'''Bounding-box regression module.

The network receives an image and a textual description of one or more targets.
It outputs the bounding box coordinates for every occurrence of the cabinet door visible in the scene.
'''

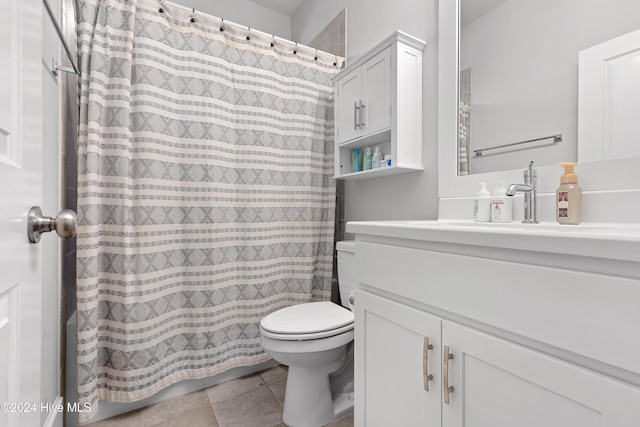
[442,321,640,427]
[336,67,362,144]
[354,290,441,427]
[361,47,391,138]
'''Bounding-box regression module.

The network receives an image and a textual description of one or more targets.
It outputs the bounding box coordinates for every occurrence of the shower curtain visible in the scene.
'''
[76,0,342,421]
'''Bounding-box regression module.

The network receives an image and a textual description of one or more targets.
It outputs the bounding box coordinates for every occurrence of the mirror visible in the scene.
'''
[438,0,640,200]
[457,0,640,176]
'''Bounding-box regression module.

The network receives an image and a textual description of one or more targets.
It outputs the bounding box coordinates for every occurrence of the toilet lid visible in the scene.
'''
[260,302,354,335]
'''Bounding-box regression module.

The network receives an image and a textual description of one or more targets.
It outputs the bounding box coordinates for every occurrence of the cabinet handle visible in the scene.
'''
[359,100,365,127]
[354,101,360,130]
[443,345,455,404]
[423,337,434,392]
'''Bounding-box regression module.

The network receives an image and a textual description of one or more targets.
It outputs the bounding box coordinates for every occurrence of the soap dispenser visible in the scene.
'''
[474,182,491,222]
[491,180,512,223]
[556,162,582,225]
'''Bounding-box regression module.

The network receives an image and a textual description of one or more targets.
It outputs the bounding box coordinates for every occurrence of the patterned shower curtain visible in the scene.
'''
[76,0,341,421]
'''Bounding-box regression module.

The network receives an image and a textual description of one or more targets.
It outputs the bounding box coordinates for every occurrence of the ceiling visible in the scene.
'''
[461,0,509,25]
[248,0,305,16]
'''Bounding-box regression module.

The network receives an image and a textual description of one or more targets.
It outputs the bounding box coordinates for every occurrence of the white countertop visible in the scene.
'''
[346,219,640,264]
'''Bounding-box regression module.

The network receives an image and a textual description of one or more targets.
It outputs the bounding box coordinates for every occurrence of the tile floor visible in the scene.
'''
[85,365,354,427]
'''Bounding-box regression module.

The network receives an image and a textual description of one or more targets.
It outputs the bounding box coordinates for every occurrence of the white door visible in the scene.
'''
[0,1,43,426]
[442,321,640,427]
[579,28,640,162]
[354,290,441,427]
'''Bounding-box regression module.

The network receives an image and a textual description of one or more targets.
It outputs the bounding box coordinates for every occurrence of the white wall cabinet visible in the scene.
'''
[336,48,391,145]
[350,225,640,427]
[332,31,425,180]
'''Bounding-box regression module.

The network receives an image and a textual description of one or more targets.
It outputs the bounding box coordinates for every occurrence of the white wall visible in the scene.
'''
[170,0,292,39]
[293,0,440,223]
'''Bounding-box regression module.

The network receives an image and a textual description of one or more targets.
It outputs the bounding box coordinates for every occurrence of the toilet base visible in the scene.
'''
[281,343,354,427]
[282,368,354,427]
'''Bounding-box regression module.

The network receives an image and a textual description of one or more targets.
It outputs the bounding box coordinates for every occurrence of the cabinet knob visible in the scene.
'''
[443,345,455,404]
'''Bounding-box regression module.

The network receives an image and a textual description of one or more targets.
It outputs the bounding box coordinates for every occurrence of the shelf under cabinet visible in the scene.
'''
[334,164,423,180]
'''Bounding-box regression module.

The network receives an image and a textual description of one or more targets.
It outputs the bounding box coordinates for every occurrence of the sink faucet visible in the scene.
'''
[507,161,538,224]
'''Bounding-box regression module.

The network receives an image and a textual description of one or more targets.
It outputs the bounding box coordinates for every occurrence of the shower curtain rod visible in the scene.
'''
[162,0,340,61]
[43,0,80,76]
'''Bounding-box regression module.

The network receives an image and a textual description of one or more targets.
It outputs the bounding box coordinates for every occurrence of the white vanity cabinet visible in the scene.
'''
[332,31,425,180]
[355,290,442,426]
[356,290,640,427]
[351,222,640,427]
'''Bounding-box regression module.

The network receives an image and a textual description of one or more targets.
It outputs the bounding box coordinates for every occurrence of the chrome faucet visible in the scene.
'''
[506,161,538,224]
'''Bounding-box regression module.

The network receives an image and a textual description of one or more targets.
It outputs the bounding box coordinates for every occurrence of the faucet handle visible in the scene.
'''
[524,161,536,178]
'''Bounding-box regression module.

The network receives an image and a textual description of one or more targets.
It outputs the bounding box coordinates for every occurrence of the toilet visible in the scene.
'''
[260,240,356,427]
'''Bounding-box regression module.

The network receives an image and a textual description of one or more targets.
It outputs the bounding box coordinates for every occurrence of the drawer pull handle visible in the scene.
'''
[423,337,434,391]
[443,345,455,404]
[354,101,360,130]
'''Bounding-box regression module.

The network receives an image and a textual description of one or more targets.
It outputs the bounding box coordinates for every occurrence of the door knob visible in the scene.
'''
[27,206,77,243]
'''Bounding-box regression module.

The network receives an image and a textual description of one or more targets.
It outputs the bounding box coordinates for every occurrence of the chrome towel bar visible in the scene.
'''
[43,0,79,76]
[473,133,562,157]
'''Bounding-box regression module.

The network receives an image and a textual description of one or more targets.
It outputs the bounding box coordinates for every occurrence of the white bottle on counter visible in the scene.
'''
[474,181,491,222]
[490,180,512,223]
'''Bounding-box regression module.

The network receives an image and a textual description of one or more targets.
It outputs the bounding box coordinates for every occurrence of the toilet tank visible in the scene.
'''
[336,240,356,309]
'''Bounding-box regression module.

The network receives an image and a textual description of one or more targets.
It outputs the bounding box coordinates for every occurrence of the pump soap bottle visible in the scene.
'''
[556,162,582,225]
[491,180,512,223]
[474,182,491,222]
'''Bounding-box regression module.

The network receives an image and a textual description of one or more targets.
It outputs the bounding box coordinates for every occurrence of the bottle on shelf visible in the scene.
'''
[363,147,373,171]
[372,146,382,169]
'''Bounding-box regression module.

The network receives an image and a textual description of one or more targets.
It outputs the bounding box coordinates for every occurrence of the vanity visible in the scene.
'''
[348,0,640,425]
[350,220,640,426]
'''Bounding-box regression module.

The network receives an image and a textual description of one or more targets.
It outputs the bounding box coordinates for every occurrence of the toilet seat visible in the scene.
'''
[260,301,354,341]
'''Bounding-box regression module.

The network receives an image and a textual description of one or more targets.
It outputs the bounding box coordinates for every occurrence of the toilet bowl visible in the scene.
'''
[260,240,356,427]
